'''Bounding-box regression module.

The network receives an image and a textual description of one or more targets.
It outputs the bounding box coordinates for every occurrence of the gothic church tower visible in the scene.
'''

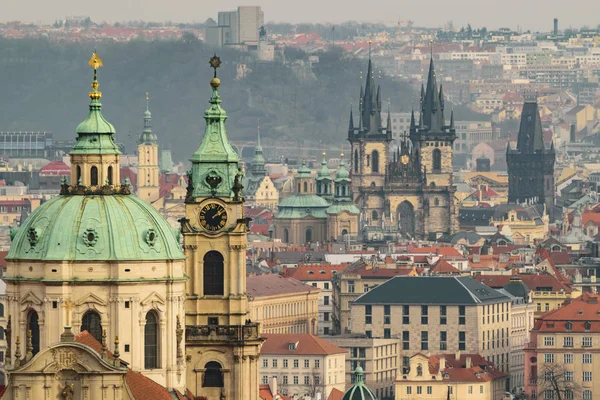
[137,94,161,203]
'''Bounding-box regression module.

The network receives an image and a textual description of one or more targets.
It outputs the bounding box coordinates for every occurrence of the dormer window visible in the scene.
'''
[585,321,591,332]
[566,321,572,331]
[288,342,298,351]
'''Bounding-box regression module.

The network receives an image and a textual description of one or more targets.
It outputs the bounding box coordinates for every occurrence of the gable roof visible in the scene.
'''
[247,274,319,297]
[534,293,600,333]
[261,334,347,356]
[430,259,461,275]
[354,276,508,305]
[283,264,347,281]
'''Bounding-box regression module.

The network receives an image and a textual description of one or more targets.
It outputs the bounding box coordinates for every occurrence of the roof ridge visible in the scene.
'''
[454,276,481,304]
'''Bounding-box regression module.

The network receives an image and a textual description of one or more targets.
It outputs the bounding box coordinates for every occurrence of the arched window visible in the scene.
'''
[283,229,289,243]
[303,182,308,193]
[297,183,301,193]
[90,166,99,186]
[366,155,370,167]
[76,165,81,184]
[144,311,159,369]
[107,166,113,185]
[432,148,442,172]
[203,361,224,387]
[354,150,359,173]
[372,150,379,173]
[434,198,440,206]
[27,310,40,356]
[306,228,313,243]
[81,311,102,343]
[397,201,415,236]
[0,304,4,317]
[372,210,378,221]
[204,251,224,296]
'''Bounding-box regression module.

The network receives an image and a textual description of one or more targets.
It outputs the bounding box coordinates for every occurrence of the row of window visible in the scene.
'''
[544,336,593,347]
[263,359,320,369]
[364,305,466,325]
[262,375,320,385]
[544,389,593,400]
[406,385,482,395]
[401,330,467,351]
[549,353,595,364]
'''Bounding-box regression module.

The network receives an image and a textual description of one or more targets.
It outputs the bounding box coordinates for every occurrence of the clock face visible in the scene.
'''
[198,203,228,232]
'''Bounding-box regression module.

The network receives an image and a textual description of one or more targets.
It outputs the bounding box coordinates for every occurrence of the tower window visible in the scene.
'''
[203,251,224,296]
[305,228,313,243]
[27,310,40,356]
[81,310,102,343]
[303,182,308,193]
[283,229,289,243]
[144,311,159,369]
[372,150,379,173]
[372,210,378,221]
[107,166,113,185]
[432,148,442,172]
[354,150,359,173]
[203,361,224,387]
[76,165,81,184]
[90,166,99,186]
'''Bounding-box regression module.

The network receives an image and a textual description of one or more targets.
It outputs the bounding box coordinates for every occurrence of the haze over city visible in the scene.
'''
[2,0,599,31]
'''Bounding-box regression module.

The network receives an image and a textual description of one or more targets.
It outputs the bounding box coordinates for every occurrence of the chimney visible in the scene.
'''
[466,356,472,369]
[439,356,446,371]
[269,376,278,398]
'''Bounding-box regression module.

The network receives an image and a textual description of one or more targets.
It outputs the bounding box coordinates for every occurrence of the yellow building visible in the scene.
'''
[137,94,160,203]
[489,205,549,245]
[247,274,320,334]
[524,293,600,400]
[244,130,279,210]
[395,353,508,400]
[181,60,263,400]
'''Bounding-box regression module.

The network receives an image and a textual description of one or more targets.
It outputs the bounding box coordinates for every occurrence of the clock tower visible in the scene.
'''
[182,56,263,400]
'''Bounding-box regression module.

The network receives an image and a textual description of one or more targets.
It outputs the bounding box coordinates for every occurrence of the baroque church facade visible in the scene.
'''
[348,57,458,239]
[1,54,262,400]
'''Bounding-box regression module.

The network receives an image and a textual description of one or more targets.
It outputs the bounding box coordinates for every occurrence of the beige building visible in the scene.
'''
[328,334,400,400]
[244,131,279,210]
[247,274,320,335]
[259,333,346,399]
[351,277,512,377]
[283,264,347,335]
[524,293,600,400]
[395,353,508,400]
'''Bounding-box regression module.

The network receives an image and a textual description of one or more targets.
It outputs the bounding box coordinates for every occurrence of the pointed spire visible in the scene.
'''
[348,105,355,135]
[376,86,381,111]
[140,92,157,145]
[410,110,416,130]
[450,109,454,129]
[386,108,392,133]
[439,84,445,111]
[418,111,424,129]
[420,84,425,110]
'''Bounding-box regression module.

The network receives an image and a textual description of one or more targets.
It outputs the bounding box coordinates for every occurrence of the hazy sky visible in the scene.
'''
[3,0,598,31]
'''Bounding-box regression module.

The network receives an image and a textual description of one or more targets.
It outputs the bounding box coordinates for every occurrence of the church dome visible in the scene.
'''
[335,157,350,181]
[342,367,377,400]
[316,153,331,180]
[7,189,184,262]
[275,194,329,219]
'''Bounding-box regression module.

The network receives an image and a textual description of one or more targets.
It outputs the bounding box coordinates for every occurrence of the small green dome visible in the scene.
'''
[336,157,350,181]
[296,160,312,178]
[8,194,185,262]
[317,154,331,180]
[342,367,377,400]
[144,109,152,119]
[71,98,120,155]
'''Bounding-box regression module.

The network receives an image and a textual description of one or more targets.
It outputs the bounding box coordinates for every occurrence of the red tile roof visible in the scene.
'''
[74,331,186,400]
[283,264,347,281]
[534,293,600,333]
[583,211,600,227]
[328,388,344,400]
[430,259,461,274]
[39,160,70,176]
[120,168,137,188]
[410,247,463,258]
[424,353,507,383]
[247,274,319,297]
[259,384,290,400]
[475,273,571,292]
[261,334,347,356]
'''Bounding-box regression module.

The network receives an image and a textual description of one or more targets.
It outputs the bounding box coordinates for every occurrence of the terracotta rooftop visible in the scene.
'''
[261,334,347,356]
[430,259,461,275]
[247,274,319,297]
[283,264,348,281]
[534,293,600,333]
[475,273,571,293]
[74,331,186,400]
[410,247,463,258]
[327,388,344,400]
[39,160,70,176]
[423,353,507,383]
[259,384,290,400]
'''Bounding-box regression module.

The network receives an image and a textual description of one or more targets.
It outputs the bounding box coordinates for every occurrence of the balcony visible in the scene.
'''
[186,323,261,343]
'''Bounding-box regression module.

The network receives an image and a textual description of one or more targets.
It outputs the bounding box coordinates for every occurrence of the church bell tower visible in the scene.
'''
[181,56,263,400]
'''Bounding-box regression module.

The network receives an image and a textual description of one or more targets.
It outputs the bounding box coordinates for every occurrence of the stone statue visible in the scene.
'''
[61,383,75,400]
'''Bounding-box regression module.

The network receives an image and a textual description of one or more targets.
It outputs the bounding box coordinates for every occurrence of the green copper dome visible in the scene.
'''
[296,160,312,179]
[335,156,350,181]
[275,194,329,219]
[71,62,120,156]
[7,194,184,261]
[317,153,331,180]
[342,367,378,400]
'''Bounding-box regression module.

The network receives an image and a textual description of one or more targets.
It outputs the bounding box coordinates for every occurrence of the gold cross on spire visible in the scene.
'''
[88,51,103,99]
[88,52,103,71]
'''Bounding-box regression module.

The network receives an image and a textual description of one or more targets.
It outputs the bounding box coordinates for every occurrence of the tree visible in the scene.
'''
[304,369,323,398]
[537,363,582,400]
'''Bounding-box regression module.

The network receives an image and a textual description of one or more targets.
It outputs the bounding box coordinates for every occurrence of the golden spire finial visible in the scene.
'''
[146,92,150,110]
[209,54,222,88]
[88,51,103,100]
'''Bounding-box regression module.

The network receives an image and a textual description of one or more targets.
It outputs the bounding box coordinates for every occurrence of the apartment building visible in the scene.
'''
[524,293,600,400]
[351,277,512,377]
[247,274,320,334]
[328,334,400,400]
[396,353,508,400]
[282,264,347,336]
[259,334,346,399]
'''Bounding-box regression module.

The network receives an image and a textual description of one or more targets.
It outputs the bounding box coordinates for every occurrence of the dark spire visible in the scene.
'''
[439,84,445,111]
[348,106,355,136]
[422,57,445,132]
[450,109,454,129]
[410,110,416,130]
[376,86,381,112]
[420,83,425,111]
[386,108,392,133]
[516,100,545,153]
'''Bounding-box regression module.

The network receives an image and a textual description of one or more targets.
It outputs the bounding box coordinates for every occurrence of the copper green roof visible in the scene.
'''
[139,98,157,145]
[327,202,360,215]
[335,156,350,181]
[274,194,329,219]
[342,367,377,400]
[316,154,331,180]
[7,194,184,261]
[70,68,120,156]
[189,73,241,198]
[296,160,312,178]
